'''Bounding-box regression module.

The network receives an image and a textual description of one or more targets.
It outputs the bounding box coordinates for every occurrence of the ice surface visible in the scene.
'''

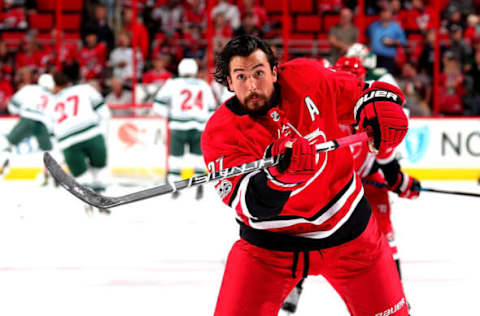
[0,180,478,315]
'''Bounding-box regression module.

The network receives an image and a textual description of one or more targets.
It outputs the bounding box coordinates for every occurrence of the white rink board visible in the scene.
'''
[0,180,479,315]
[399,118,480,168]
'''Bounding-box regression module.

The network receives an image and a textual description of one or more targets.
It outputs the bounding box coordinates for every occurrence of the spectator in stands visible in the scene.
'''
[238,0,268,32]
[234,11,264,38]
[79,30,107,82]
[105,77,132,107]
[449,23,473,72]
[418,28,436,76]
[0,67,13,115]
[123,7,149,59]
[152,32,184,74]
[109,30,143,84]
[397,61,432,116]
[42,29,79,82]
[142,53,173,86]
[151,0,184,34]
[328,7,358,63]
[183,0,206,29]
[0,0,27,30]
[445,0,475,20]
[464,14,480,47]
[438,51,465,115]
[82,3,115,52]
[212,12,233,55]
[464,48,480,115]
[183,35,206,62]
[445,4,465,31]
[14,66,33,89]
[212,0,241,31]
[15,36,42,73]
[0,42,14,83]
[366,4,406,74]
[318,0,342,14]
[399,0,434,34]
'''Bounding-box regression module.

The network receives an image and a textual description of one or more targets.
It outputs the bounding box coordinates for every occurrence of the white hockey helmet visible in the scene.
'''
[178,58,198,77]
[38,73,55,91]
[346,43,377,69]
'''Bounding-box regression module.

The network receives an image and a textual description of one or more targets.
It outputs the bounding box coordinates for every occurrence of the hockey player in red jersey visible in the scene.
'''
[201,35,410,316]
[334,56,421,268]
[281,56,421,315]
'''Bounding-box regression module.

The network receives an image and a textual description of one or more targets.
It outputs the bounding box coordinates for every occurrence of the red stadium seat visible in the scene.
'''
[1,32,25,49]
[296,15,321,32]
[36,0,55,11]
[290,33,315,50]
[316,33,331,53]
[28,13,53,31]
[60,14,82,31]
[37,0,82,11]
[361,14,380,29]
[323,14,340,33]
[290,0,313,13]
[263,0,282,13]
[64,32,81,41]
[62,0,83,11]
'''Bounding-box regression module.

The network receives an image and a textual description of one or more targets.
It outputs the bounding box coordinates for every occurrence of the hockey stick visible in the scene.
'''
[44,131,369,209]
[362,179,480,198]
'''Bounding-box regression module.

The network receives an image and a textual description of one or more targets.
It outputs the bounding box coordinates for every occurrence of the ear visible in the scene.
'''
[227,76,233,91]
[272,66,278,83]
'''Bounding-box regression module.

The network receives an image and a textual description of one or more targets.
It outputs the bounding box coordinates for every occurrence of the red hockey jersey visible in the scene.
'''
[202,58,372,249]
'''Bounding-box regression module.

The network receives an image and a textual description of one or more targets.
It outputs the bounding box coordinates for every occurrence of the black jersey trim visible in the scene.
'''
[238,195,371,252]
[228,174,248,207]
[245,171,291,219]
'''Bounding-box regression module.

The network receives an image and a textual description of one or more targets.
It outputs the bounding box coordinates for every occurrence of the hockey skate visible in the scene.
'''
[171,191,180,199]
[195,185,203,200]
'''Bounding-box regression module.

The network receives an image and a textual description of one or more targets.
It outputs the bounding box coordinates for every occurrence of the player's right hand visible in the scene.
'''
[390,172,421,199]
[264,137,317,191]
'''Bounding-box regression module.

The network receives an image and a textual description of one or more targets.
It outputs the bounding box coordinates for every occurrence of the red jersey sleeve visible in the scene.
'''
[328,69,365,125]
[202,108,264,208]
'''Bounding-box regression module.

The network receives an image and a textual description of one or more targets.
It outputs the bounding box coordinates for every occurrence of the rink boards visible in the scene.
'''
[0,116,478,181]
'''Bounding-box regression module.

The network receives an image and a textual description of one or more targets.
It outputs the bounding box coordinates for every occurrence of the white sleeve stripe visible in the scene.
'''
[376,151,396,164]
[237,170,261,220]
[264,168,302,188]
[399,173,410,192]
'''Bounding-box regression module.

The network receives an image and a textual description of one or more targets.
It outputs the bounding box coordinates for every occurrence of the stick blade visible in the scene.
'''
[43,152,116,208]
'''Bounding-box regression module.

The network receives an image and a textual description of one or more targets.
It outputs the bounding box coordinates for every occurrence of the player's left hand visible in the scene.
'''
[356,81,408,155]
[390,172,421,199]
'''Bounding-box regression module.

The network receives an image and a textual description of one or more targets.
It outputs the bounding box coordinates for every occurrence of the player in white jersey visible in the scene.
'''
[153,58,216,200]
[0,74,55,183]
[346,43,399,88]
[46,72,111,214]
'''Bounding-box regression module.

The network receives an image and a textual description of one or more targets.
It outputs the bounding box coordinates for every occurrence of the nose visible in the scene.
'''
[246,76,257,92]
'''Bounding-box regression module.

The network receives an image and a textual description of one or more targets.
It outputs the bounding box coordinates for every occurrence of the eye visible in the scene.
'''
[255,70,264,77]
[236,74,245,80]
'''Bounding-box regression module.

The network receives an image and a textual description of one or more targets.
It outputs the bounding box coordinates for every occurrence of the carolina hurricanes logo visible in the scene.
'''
[118,122,146,147]
[270,110,280,122]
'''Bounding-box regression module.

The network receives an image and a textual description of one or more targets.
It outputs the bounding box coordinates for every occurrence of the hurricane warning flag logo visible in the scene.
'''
[404,125,429,163]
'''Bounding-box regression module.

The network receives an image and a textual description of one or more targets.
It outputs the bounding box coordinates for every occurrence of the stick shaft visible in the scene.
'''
[45,132,369,208]
[362,180,480,198]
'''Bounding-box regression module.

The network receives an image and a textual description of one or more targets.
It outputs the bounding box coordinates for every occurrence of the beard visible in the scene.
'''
[240,92,274,117]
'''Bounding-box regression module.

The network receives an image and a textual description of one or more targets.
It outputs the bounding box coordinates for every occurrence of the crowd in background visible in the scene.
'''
[1,0,480,116]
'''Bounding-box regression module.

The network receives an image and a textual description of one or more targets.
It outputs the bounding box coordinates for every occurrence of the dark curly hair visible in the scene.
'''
[213,35,278,89]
